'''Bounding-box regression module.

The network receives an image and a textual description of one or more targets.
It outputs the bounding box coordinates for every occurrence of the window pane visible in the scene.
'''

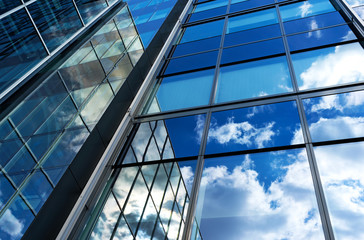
[75,0,107,24]
[287,25,356,51]
[147,69,214,113]
[221,38,285,64]
[229,0,274,13]
[291,42,364,90]
[0,174,15,211]
[0,0,22,15]
[206,101,304,154]
[194,0,228,13]
[216,56,292,103]
[314,142,364,239]
[279,0,336,22]
[189,6,227,22]
[196,149,324,239]
[0,9,48,93]
[227,8,278,34]
[173,36,221,57]
[28,0,82,52]
[180,20,224,44]
[303,90,364,142]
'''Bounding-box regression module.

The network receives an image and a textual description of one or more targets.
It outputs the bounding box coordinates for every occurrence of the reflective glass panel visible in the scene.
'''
[279,0,336,22]
[314,142,364,239]
[229,0,274,13]
[216,56,292,103]
[0,0,22,15]
[227,8,278,34]
[287,25,356,51]
[173,36,221,57]
[303,90,364,142]
[0,174,15,211]
[193,0,228,13]
[196,149,324,239]
[28,0,82,52]
[0,9,48,93]
[221,38,285,64]
[75,0,107,24]
[146,69,214,113]
[179,20,224,44]
[205,101,304,154]
[291,42,364,90]
[189,6,227,22]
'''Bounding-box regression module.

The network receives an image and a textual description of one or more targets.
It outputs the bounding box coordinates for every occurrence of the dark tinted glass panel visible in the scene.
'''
[196,149,324,239]
[0,120,12,140]
[0,195,34,240]
[206,101,304,154]
[22,171,53,213]
[164,51,218,75]
[216,56,292,103]
[283,11,346,34]
[189,6,227,22]
[221,38,285,64]
[314,142,364,239]
[75,0,107,24]
[27,132,59,160]
[0,174,15,210]
[180,20,224,43]
[173,36,221,57]
[148,69,214,113]
[28,0,82,52]
[287,25,356,51]
[291,42,364,90]
[224,24,281,47]
[303,91,364,142]
[0,9,47,93]
[0,0,22,15]
[0,138,23,167]
[229,0,274,13]
[279,0,336,22]
[227,8,278,33]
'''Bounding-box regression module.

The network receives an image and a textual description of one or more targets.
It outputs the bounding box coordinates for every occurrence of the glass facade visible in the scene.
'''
[0,4,144,239]
[81,0,364,240]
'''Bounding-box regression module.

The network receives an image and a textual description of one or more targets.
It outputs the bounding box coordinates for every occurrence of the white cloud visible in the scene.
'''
[208,117,275,148]
[299,44,364,90]
[0,209,23,239]
[309,94,343,112]
[180,166,194,194]
[299,1,313,18]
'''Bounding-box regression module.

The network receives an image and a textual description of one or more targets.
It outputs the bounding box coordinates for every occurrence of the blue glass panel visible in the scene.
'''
[283,11,346,34]
[180,20,224,43]
[44,166,67,186]
[75,0,107,24]
[0,0,22,15]
[291,43,364,90]
[196,149,324,239]
[173,36,221,57]
[0,9,48,93]
[303,91,364,142]
[287,25,356,51]
[0,120,12,140]
[216,56,292,103]
[27,132,59,160]
[0,195,34,240]
[150,69,214,112]
[280,0,336,22]
[4,147,36,186]
[224,24,281,47]
[229,0,274,13]
[221,38,285,65]
[164,51,218,75]
[194,0,228,13]
[28,0,83,52]
[227,8,278,33]
[313,142,364,239]
[206,101,304,154]
[0,139,22,167]
[22,171,53,213]
[189,6,227,22]
[0,174,15,210]
[164,115,206,158]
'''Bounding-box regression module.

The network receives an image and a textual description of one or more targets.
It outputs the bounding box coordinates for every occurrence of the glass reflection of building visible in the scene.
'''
[1,0,364,240]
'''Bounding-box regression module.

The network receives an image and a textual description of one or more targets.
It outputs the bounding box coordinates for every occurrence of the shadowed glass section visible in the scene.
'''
[195,149,324,239]
[0,9,48,93]
[0,0,22,15]
[279,0,336,22]
[291,42,364,90]
[205,101,304,154]
[28,0,83,52]
[314,142,364,239]
[216,56,292,103]
[303,90,364,142]
[146,69,214,113]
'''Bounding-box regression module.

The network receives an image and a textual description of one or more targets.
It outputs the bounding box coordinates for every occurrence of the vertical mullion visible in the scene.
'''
[71,0,86,26]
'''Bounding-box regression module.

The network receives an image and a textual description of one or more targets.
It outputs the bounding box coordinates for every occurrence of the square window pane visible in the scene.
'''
[179,20,224,44]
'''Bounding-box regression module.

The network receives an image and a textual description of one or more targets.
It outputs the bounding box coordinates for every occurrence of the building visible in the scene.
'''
[0,0,364,239]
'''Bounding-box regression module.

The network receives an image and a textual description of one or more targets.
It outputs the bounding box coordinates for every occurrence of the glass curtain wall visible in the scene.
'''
[0,6,143,240]
[82,0,364,239]
[0,0,120,99]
